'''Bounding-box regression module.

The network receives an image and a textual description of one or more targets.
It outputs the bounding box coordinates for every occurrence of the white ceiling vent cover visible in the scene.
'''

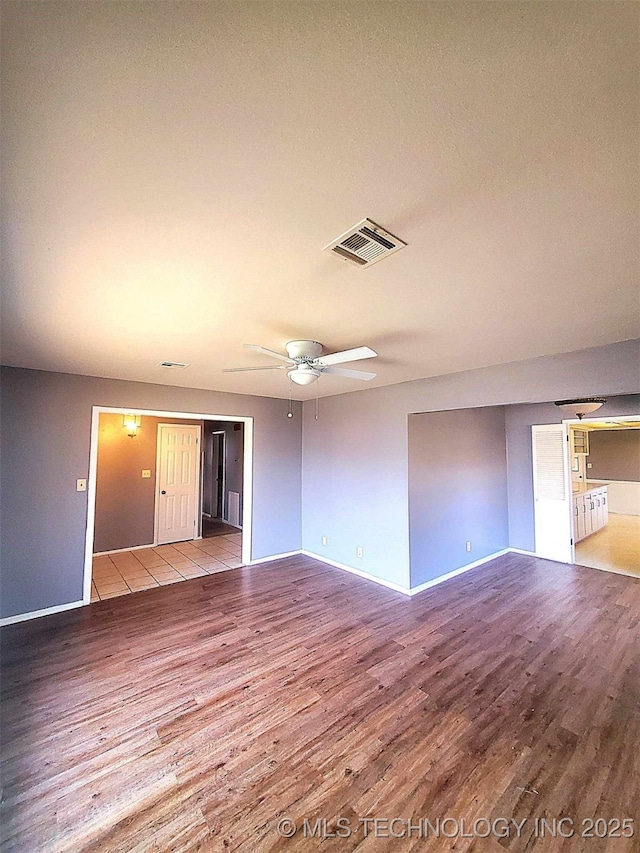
[323,219,406,268]
[159,361,189,369]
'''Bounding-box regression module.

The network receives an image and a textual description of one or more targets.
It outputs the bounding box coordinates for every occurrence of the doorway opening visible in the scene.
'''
[531,415,640,578]
[201,421,245,539]
[84,407,253,605]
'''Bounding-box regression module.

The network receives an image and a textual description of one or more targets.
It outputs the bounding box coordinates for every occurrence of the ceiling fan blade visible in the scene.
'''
[321,366,377,381]
[315,346,377,366]
[244,344,295,364]
[222,366,287,372]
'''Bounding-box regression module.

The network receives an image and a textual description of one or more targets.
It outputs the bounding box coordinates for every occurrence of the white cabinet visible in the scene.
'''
[573,486,608,543]
[571,429,589,455]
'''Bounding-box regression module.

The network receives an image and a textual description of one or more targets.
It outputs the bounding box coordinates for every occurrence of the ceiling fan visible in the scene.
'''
[223,340,377,385]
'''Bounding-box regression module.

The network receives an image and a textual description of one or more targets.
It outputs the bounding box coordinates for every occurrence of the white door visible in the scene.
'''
[532,424,573,562]
[156,424,201,545]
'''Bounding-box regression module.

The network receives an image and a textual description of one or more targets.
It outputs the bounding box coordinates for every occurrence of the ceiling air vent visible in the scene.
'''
[323,218,406,268]
[159,361,189,369]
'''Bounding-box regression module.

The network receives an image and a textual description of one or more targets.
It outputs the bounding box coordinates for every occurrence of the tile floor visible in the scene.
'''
[91,534,243,601]
[575,513,640,579]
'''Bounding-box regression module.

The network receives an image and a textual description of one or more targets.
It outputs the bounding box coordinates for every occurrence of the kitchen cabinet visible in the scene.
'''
[571,429,589,455]
[573,485,608,543]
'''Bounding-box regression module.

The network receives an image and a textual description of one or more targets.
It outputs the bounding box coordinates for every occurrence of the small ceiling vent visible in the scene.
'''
[159,361,189,369]
[323,218,406,268]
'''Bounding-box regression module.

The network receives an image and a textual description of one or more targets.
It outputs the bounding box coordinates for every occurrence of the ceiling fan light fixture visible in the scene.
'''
[288,366,320,386]
[554,398,607,419]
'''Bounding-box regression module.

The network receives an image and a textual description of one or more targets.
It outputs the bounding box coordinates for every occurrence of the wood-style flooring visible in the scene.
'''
[1,553,639,852]
[202,518,240,539]
[575,513,640,579]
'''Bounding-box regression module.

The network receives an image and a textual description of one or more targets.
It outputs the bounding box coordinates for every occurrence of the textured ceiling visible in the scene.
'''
[1,1,638,399]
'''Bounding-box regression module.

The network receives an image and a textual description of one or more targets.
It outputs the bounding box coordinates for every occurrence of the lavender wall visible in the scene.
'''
[0,367,302,619]
[408,408,508,587]
[505,394,640,551]
[588,429,640,482]
[302,339,640,589]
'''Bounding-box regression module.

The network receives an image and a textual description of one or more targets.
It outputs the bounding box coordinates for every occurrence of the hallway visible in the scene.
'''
[91,533,242,601]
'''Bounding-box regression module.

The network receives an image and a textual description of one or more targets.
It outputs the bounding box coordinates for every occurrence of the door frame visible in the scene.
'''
[83,406,254,605]
[153,422,202,546]
[538,413,640,564]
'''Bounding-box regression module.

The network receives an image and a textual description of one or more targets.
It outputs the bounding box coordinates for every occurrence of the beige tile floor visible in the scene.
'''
[575,513,640,579]
[91,533,243,602]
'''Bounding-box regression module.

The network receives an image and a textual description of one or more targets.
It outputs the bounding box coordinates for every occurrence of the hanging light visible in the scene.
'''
[123,413,142,436]
[554,398,606,420]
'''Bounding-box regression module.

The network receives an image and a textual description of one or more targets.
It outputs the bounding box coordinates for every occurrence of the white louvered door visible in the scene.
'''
[156,424,201,545]
[532,424,573,563]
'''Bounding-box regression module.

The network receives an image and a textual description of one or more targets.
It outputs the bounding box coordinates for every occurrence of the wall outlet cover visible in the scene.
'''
[142,469,151,478]
[76,479,87,492]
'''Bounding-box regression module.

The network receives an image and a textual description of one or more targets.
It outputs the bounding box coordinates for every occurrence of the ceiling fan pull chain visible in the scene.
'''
[315,377,320,421]
[287,378,293,419]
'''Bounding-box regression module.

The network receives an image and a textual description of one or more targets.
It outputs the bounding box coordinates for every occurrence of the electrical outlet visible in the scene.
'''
[141,469,151,478]
[466,541,472,552]
[587,463,592,468]
[356,546,363,558]
[76,479,87,492]
[321,536,327,546]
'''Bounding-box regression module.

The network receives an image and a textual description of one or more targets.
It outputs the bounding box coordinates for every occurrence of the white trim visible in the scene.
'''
[249,549,302,565]
[508,547,537,557]
[301,550,412,595]
[0,599,84,627]
[587,478,638,485]
[562,414,640,426]
[84,407,254,608]
[93,543,154,557]
[408,549,510,595]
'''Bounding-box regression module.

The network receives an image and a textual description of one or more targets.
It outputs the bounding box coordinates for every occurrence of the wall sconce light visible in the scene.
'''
[123,414,142,437]
[554,398,606,420]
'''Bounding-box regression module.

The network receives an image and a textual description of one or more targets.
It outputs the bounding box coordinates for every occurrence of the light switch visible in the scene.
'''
[76,479,87,492]
[141,469,151,478]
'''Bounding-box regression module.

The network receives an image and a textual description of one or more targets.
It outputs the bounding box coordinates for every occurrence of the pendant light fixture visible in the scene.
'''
[554,398,606,419]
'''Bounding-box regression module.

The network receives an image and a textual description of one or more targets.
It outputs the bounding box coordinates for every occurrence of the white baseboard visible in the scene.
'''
[408,548,510,596]
[301,550,412,595]
[93,543,154,557]
[0,599,85,627]
[0,547,534,627]
[249,549,302,565]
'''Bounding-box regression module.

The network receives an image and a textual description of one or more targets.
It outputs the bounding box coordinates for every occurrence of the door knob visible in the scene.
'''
[161,490,167,495]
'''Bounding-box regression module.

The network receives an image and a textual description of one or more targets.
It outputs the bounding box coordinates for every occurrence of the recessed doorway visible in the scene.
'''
[84,407,253,605]
[531,415,640,578]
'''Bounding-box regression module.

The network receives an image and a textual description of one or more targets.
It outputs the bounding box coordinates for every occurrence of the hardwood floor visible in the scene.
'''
[1,553,639,852]
[202,518,241,539]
